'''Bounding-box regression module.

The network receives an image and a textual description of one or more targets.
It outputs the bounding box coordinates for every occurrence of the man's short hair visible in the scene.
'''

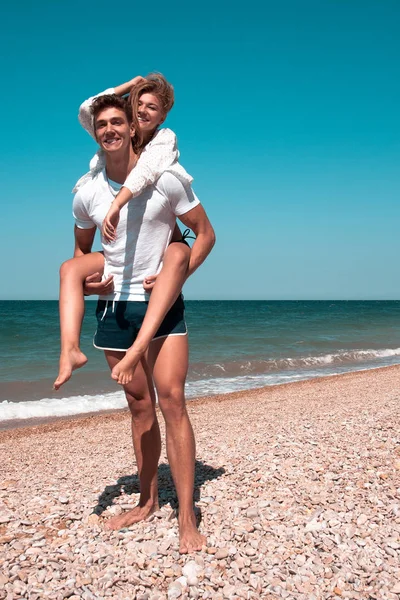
[91,94,133,123]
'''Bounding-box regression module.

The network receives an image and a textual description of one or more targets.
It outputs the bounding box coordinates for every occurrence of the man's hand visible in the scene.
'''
[84,272,114,295]
[143,274,158,293]
[102,203,121,242]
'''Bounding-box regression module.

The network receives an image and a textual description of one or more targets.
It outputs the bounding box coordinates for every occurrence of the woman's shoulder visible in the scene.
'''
[147,128,177,148]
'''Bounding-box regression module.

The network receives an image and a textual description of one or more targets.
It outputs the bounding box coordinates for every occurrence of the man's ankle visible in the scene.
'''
[138,495,159,509]
[178,507,196,523]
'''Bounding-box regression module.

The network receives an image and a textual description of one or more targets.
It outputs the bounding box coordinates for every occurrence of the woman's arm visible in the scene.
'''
[78,76,145,140]
[102,129,182,241]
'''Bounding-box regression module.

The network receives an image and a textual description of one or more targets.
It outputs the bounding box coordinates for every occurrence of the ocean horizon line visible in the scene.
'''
[1,298,400,302]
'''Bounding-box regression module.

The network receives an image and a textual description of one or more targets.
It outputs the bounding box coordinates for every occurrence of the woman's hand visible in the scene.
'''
[129,76,146,88]
[102,203,121,242]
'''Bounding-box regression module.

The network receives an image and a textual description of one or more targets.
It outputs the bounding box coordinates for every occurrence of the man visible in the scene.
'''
[72,93,215,553]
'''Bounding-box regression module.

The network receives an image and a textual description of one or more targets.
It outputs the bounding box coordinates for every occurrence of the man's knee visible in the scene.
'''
[158,387,187,422]
[125,389,155,422]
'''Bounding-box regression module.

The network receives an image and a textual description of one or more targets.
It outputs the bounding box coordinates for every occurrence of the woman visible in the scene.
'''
[54,74,193,390]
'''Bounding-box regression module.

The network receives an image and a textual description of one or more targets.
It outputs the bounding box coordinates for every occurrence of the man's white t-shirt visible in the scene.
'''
[73,169,200,301]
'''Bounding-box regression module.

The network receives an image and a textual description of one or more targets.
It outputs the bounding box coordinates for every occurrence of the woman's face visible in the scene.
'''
[137,93,165,135]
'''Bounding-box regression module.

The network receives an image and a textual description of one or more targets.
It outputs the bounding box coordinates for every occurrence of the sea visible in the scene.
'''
[1,300,400,428]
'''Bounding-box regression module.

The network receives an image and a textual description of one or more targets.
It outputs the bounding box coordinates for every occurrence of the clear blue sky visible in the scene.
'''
[1,0,399,300]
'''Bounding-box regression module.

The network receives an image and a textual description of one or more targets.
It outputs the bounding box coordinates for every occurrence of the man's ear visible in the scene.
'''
[130,122,135,138]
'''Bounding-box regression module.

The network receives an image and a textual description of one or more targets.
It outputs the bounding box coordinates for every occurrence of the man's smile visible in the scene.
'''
[102,136,122,148]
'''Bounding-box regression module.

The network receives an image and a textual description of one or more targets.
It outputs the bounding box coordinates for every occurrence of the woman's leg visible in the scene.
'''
[53,252,105,390]
[111,242,191,385]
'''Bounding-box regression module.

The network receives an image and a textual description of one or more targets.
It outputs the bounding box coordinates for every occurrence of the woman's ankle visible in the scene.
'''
[60,344,82,354]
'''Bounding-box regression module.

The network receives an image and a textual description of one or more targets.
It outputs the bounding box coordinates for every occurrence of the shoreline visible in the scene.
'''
[1,361,400,437]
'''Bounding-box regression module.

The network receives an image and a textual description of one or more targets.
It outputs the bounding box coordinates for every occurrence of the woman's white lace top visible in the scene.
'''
[73,88,193,194]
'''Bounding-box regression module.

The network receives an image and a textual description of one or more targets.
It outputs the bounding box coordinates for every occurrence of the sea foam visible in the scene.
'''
[1,347,400,423]
[0,392,127,422]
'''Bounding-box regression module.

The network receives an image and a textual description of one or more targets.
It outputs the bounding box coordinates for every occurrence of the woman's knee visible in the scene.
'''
[59,258,77,280]
[164,243,191,270]
[59,257,89,285]
[59,253,105,282]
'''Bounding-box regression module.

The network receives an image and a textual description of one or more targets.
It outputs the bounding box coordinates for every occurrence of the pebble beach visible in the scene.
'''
[1,365,400,600]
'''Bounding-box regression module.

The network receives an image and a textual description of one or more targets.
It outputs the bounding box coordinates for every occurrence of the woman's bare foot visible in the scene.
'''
[179,513,207,554]
[111,347,143,385]
[53,349,88,390]
[104,502,158,531]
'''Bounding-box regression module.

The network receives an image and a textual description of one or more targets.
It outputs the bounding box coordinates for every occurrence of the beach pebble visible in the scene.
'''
[305,520,324,532]
[168,581,183,599]
[108,504,122,516]
[222,583,236,597]
[183,561,201,586]
[141,541,159,557]
[391,583,400,594]
[0,513,11,524]
[356,514,368,526]
[246,507,259,519]
[2,365,400,600]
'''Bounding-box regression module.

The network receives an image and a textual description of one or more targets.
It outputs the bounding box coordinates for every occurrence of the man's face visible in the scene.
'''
[137,93,165,134]
[94,107,134,154]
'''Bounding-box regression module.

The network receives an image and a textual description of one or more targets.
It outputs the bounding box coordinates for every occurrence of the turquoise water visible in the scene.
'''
[1,300,400,422]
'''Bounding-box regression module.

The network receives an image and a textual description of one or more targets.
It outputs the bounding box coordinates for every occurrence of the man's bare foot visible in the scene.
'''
[179,513,207,554]
[104,502,158,531]
[53,349,88,390]
[111,348,143,385]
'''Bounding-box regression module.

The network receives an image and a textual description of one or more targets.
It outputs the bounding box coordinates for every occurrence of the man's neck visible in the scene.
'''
[104,148,137,184]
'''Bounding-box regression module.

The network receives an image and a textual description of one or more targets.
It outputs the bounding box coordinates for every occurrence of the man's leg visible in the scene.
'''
[104,350,161,530]
[148,335,206,553]
[111,242,191,385]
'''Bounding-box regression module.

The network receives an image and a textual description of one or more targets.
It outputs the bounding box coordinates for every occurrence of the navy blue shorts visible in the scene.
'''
[93,295,187,351]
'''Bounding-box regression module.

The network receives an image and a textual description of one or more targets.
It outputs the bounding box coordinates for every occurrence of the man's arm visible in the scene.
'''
[74,225,96,257]
[177,204,216,279]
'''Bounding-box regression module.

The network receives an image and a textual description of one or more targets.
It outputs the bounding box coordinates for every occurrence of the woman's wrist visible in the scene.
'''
[111,198,124,210]
[114,82,132,96]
